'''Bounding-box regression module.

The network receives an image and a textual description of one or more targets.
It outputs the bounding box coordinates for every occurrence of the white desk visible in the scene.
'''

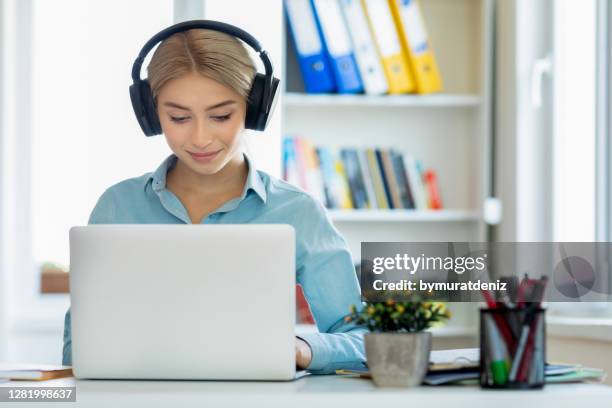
[2,376,612,408]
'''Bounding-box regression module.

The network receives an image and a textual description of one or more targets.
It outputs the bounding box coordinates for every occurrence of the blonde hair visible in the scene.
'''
[147,29,256,103]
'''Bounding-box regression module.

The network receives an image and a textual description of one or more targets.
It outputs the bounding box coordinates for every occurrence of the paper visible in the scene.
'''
[546,368,606,384]
[429,348,480,366]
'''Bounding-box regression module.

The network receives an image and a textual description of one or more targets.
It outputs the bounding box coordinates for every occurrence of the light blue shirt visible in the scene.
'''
[63,153,367,374]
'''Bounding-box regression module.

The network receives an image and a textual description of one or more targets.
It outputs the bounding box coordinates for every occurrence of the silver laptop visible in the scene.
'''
[69,224,298,380]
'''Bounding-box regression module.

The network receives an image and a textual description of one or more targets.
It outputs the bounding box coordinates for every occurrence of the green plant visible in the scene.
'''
[346,299,451,333]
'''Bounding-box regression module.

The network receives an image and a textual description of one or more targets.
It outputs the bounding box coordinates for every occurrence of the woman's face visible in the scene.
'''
[156,71,247,176]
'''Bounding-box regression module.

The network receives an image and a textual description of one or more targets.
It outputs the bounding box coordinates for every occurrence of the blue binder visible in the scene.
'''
[310,0,363,93]
[284,0,336,93]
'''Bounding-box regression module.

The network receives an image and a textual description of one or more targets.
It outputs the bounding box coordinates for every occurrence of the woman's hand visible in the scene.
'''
[295,337,312,369]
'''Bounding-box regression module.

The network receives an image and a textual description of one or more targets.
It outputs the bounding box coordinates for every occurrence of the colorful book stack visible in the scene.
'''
[283,136,443,211]
[284,0,443,95]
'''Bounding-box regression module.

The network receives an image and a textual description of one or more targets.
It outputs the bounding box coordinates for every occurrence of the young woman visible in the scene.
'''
[62,22,366,374]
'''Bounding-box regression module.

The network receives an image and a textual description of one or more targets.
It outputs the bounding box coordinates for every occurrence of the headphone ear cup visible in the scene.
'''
[264,77,280,129]
[129,80,162,136]
[245,73,266,131]
[245,74,280,131]
[140,80,162,136]
[129,82,149,135]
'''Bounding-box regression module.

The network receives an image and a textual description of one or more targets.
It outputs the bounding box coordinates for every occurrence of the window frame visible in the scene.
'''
[595,0,612,302]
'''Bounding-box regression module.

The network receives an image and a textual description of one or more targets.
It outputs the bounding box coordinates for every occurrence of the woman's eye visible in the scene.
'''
[211,114,231,122]
[170,116,189,123]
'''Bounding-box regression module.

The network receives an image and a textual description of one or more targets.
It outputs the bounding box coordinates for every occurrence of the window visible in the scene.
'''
[31,0,174,267]
[552,0,597,242]
[551,0,612,314]
[3,0,178,318]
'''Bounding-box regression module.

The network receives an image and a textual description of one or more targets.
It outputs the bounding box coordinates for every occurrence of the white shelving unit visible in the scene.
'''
[281,0,494,259]
[284,93,482,108]
[328,209,480,223]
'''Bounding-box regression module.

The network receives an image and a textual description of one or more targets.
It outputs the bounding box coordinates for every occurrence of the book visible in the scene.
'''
[0,364,73,381]
[283,137,301,187]
[379,149,403,209]
[301,138,326,205]
[403,153,428,210]
[390,150,415,209]
[375,149,394,208]
[292,136,310,191]
[357,150,378,209]
[316,146,340,208]
[316,147,353,209]
[423,169,443,209]
[366,148,390,208]
[340,148,370,209]
[286,139,444,212]
[333,151,355,209]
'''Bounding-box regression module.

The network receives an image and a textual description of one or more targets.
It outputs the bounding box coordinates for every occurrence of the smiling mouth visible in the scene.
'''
[188,149,222,163]
[188,149,221,158]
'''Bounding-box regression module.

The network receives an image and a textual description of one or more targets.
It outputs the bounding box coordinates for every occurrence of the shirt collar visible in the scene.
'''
[146,153,267,204]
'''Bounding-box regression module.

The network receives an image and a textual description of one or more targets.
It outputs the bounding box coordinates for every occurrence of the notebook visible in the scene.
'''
[429,348,479,371]
[0,364,73,381]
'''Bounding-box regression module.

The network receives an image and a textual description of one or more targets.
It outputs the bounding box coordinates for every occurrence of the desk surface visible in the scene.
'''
[3,375,611,408]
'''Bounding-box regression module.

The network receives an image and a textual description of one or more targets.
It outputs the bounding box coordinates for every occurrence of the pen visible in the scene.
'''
[508,304,538,381]
[516,313,539,382]
[481,289,517,352]
[484,314,509,385]
[527,314,545,384]
[517,273,532,307]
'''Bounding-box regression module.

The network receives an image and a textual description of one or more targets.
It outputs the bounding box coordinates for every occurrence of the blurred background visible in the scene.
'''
[0,0,610,381]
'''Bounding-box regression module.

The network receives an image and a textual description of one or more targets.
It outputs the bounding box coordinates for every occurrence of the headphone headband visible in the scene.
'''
[129,19,279,135]
[131,19,273,83]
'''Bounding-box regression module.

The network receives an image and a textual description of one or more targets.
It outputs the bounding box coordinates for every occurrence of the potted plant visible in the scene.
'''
[346,298,451,387]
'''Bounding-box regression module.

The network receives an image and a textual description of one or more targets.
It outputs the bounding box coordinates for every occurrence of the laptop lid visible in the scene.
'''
[69,224,296,380]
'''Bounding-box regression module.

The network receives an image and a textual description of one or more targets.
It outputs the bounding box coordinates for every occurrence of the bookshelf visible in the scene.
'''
[284,93,482,108]
[281,0,494,259]
[328,209,480,223]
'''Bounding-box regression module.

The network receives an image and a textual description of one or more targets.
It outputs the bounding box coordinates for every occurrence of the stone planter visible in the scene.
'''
[365,332,432,387]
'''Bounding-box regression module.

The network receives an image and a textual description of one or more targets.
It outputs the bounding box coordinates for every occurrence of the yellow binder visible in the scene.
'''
[388,0,443,94]
[361,0,415,94]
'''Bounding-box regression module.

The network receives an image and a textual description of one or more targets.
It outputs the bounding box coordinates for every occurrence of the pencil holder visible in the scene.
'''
[479,307,546,389]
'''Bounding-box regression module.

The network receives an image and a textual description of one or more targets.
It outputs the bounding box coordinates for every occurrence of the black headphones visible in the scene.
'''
[130,20,280,136]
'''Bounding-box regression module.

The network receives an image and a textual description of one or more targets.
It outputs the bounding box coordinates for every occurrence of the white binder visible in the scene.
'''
[339,0,389,95]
